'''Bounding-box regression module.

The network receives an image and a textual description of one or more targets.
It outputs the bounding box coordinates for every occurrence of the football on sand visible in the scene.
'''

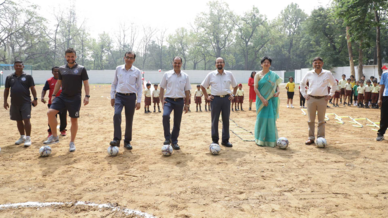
[162,144,173,156]
[107,146,119,156]
[209,143,221,155]
[276,137,289,149]
[316,137,327,148]
[39,146,51,157]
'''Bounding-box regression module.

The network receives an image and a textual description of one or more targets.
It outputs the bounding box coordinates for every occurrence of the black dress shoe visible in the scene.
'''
[171,143,180,150]
[124,141,132,150]
[164,139,171,145]
[221,141,233,147]
[110,140,120,147]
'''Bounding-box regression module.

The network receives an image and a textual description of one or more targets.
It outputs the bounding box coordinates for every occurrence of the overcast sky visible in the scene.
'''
[32,0,332,38]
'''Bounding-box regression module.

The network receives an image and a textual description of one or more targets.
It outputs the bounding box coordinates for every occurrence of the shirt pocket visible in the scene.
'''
[129,74,137,85]
[209,77,218,89]
[223,79,231,90]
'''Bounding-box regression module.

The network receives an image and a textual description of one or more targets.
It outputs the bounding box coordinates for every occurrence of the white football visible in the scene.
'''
[316,137,327,148]
[277,137,289,149]
[209,143,221,155]
[107,146,119,156]
[161,144,173,156]
[39,146,51,157]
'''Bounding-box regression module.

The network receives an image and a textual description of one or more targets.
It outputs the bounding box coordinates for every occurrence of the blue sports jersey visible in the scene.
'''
[381,71,388,97]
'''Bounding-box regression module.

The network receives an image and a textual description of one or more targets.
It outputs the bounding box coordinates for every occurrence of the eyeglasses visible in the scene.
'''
[125,57,135,60]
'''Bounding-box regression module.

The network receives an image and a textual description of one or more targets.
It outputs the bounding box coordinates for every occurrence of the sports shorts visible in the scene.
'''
[50,94,81,118]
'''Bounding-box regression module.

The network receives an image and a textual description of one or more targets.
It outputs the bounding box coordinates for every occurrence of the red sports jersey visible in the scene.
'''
[44,77,62,104]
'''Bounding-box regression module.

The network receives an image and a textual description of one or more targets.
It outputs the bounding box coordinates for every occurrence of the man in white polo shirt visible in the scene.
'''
[201,57,237,147]
[110,52,142,150]
[300,57,337,145]
[159,57,191,150]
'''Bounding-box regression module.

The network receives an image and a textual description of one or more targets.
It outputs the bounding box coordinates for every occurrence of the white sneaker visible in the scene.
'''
[287,105,289,108]
[44,135,59,144]
[291,105,294,108]
[69,142,76,152]
[24,138,31,147]
[15,136,26,145]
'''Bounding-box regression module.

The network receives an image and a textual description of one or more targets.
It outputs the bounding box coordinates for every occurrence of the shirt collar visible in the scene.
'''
[66,63,78,69]
[173,70,182,76]
[122,65,133,71]
[12,72,26,77]
[216,70,225,75]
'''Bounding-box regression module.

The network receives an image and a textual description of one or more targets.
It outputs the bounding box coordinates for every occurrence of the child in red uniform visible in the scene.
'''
[236,84,244,111]
[364,80,372,108]
[194,85,203,112]
[345,78,352,106]
[41,67,67,137]
[357,81,365,108]
[152,84,161,113]
[144,83,151,113]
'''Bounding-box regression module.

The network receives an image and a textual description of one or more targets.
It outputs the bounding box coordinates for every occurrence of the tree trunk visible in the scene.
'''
[358,40,363,80]
[346,26,356,78]
[374,9,382,77]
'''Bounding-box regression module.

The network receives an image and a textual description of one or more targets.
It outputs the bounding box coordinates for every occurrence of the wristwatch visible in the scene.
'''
[34,97,38,101]
[85,95,90,98]
[52,94,56,97]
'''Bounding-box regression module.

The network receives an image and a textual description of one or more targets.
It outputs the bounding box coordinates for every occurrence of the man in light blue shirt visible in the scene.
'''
[377,67,388,141]
[110,52,142,150]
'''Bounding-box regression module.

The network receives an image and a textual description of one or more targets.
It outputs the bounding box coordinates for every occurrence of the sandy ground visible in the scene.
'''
[0,84,387,218]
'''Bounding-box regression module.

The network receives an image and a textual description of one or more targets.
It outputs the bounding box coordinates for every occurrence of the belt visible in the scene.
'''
[117,92,136,96]
[166,97,183,101]
[212,95,230,98]
[309,95,326,99]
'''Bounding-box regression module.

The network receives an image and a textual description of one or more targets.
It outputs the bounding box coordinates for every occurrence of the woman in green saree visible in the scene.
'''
[254,57,282,147]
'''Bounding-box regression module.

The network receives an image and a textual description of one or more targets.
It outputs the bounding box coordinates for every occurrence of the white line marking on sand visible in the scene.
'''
[0,201,155,218]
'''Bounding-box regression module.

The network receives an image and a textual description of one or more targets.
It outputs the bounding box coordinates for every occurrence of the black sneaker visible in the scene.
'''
[221,141,233,147]
[110,140,120,147]
[124,141,132,150]
[376,135,384,141]
[171,143,180,150]
[164,139,172,145]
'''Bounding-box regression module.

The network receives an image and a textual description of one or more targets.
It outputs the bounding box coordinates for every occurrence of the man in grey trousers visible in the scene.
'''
[201,57,237,147]
[110,52,142,150]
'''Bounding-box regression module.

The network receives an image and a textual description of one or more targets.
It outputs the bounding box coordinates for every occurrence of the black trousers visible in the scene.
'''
[211,96,230,143]
[162,98,184,144]
[300,91,305,106]
[113,93,136,142]
[378,96,388,136]
[47,104,67,132]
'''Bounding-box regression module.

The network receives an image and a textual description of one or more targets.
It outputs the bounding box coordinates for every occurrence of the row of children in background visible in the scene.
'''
[332,74,380,109]
[142,83,224,113]
[285,74,380,109]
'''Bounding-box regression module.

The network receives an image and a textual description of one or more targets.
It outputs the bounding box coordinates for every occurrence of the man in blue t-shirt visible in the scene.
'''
[377,66,388,141]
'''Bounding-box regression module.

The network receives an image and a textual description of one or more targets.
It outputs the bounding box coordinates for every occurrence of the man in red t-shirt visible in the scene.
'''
[41,67,67,137]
